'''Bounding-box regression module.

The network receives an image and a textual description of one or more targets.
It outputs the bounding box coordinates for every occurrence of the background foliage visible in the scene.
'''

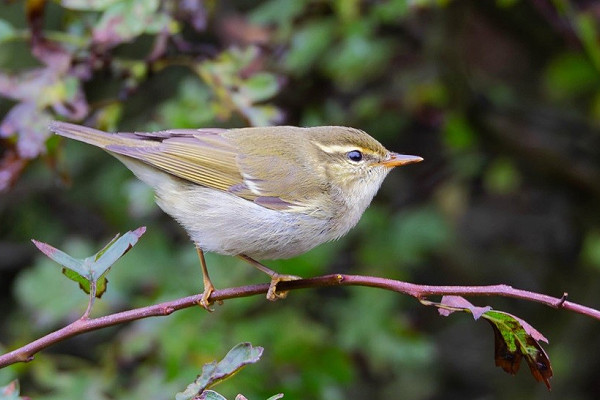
[1,0,600,398]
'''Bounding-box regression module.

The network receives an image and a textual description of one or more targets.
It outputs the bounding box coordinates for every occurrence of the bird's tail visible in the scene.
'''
[49,121,131,149]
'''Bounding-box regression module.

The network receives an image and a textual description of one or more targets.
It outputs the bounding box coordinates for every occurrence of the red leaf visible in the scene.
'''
[439,295,492,320]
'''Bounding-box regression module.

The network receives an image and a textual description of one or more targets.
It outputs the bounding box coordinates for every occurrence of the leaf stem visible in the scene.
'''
[82,280,96,320]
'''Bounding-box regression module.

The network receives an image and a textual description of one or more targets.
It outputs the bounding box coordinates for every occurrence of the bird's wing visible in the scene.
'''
[109,128,323,211]
[50,122,324,211]
[106,129,244,193]
[222,128,329,211]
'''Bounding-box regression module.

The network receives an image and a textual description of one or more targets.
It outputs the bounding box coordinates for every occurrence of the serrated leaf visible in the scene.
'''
[32,227,145,297]
[176,343,264,400]
[91,226,145,280]
[426,296,553,389]
[94,233,121,262]
[31,239,87,276]
[483,310,552,389]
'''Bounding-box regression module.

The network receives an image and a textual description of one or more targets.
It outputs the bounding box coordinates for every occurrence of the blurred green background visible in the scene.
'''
[1,0,600,398]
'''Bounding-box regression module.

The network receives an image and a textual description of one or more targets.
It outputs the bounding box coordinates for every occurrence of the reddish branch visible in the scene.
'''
[1,274,599,368]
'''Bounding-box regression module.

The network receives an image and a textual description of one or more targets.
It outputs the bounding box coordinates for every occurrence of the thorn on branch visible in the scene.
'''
[555,293,568,308]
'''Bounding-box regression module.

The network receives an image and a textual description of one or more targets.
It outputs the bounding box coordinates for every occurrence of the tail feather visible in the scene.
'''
[50,121,179,190]
[49,121,130,149]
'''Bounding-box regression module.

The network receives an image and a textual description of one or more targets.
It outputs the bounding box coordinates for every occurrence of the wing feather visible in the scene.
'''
[105,129,242,192]
[51,122,325,212]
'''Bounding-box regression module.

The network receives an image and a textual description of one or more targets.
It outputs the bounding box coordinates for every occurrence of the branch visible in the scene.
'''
[1,273,598,368]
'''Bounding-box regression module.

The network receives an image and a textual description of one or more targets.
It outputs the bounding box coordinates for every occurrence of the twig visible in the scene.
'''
[1,274,599,368]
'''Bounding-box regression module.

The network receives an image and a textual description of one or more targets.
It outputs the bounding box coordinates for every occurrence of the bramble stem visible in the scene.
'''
[1,273,598,368]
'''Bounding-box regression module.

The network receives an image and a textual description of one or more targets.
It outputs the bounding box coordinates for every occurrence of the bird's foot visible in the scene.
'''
[197,281,215,311]
[266,274,302,301]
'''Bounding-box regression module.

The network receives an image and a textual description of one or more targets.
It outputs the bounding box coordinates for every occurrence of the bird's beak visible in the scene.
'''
[380,153,423,168]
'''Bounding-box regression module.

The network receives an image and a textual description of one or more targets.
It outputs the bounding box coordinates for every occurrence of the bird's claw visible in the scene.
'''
[198,283,215,312]
[266,274,301,301]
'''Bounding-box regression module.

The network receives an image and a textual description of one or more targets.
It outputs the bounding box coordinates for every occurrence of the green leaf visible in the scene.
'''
[265,395,284,400]
[371,0,409,22]
[484,157,521,195]
[156,77,215,128]
[197,46,284,126]
[241,104,284,127]
[361,206,450,268]
[574,13,600,71]
[60,0,123,11]
[32,227,145,298]
[93,0,175,45]
[61,267,109,298]
[582,230,600,270]
[61,267,92,296]
[176,343,264,400]
[323,30,394,88]
[92,227,146,280]
[443,113,478,150]
[0,19,16,44]
[249,0,305,26]
[483,310,552,389]
[31,239,87,276]
[199,391,227,400]
[285,20,336,74]
[242,73,280,102]
[543,53,600,100]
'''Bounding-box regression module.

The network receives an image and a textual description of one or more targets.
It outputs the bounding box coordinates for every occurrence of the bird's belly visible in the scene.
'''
[156,184,334,260]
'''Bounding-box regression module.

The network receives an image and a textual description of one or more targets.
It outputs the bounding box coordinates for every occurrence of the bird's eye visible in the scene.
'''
[347,150,363,162]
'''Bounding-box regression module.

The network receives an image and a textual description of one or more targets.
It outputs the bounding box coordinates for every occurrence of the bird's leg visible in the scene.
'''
[238,255,301,301]
[196,247,216,311]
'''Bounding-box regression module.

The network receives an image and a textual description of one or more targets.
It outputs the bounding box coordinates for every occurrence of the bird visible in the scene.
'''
[50,121,422,309]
